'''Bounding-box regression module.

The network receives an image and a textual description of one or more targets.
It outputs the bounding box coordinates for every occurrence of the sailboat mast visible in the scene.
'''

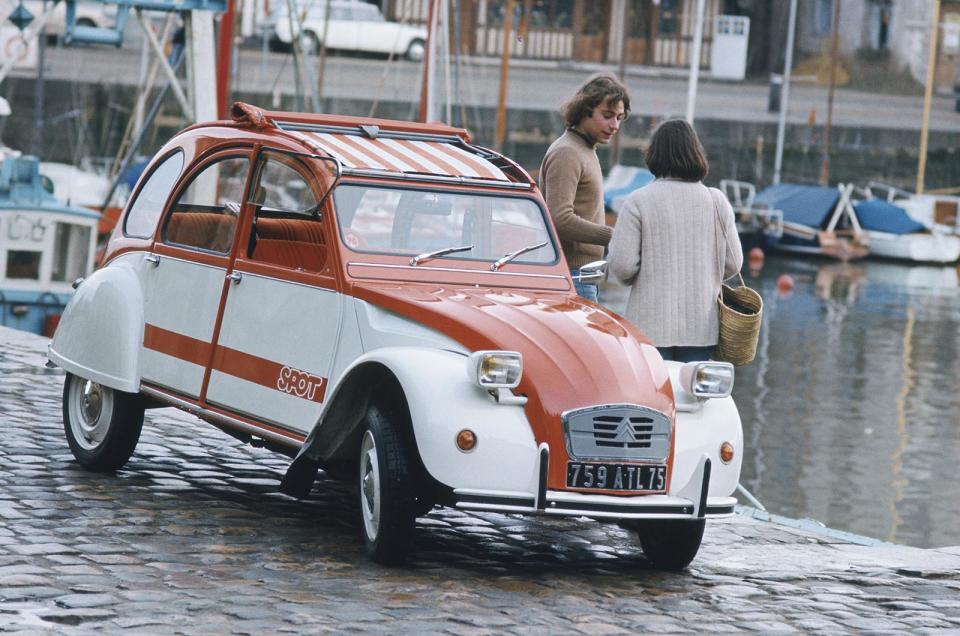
[818,0,840,186]
[916,0,941,195]
[216,0,236,117]
[418,0,438,122]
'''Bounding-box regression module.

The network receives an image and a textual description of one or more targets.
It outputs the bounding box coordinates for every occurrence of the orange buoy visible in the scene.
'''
[777,274,795,293]
[747,247,765,276]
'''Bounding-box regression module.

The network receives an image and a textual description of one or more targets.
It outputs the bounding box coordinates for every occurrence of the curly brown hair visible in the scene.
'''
[644,119,708,182]
[560,73,631,128]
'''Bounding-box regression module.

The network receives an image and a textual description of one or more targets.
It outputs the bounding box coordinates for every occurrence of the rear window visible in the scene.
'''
[124,150,184,239]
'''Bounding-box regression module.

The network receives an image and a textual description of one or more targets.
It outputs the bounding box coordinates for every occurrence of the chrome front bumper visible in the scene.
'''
[454,453,735,520]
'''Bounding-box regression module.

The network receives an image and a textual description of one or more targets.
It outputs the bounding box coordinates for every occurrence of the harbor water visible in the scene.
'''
[602,254,960,549]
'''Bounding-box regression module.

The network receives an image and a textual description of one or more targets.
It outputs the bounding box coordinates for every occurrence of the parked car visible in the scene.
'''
[48,102,743,568]
[270,0,426,61]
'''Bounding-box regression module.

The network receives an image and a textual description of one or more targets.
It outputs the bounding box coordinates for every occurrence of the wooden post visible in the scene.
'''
[818,0,840,186]
[495,0,515,152]
[917,0,941,195]
[646,1,660,65]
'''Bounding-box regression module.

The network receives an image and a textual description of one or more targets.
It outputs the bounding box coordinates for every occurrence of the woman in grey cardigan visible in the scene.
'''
[608,119,743,362]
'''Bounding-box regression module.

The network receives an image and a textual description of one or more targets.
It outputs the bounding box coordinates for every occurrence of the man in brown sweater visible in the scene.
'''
[539,73,630,302]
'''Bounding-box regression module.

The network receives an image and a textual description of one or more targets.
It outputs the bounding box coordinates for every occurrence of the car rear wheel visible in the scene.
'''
[405,38,425,62]
[299,30,320,55]
[62,373,145,472]
[357,404,416,564]
[636,519,705,570]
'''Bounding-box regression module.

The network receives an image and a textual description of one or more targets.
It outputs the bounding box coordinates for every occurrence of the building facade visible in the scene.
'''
[388,0,722,68]
[381,0,960,91]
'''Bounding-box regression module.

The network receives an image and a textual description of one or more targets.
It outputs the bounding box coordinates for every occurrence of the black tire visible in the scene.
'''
[62,372,145,472]
[300,30,320,55]
[268,35,289,53]
[357,403,417,564]
[636,519,705,570]
[405,38,425,62]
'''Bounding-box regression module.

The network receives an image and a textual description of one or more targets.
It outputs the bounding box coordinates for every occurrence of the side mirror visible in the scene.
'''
[573,260,607,283]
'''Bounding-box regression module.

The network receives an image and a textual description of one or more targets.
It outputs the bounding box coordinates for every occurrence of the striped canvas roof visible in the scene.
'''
[289,131,509,182]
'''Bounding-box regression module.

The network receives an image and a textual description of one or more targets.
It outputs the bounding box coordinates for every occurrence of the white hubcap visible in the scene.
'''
[359,430,381,541]
[69,377,113,450]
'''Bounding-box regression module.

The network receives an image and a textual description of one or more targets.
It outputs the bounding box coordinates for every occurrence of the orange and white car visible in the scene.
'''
[48,103,742,568]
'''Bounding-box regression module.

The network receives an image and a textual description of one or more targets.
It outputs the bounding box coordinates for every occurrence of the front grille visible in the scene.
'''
[563,404,671,461]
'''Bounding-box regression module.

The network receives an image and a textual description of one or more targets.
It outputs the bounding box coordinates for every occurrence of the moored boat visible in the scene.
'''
[851,197,960,264]
[602,164,655,223]
[0,155,99,336]
[753,183,869,261]
[719,179,783,250]
[866,181,960,237]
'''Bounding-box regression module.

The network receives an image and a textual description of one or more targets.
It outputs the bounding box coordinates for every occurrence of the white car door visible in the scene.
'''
[139,153,249,399]
[204,149,342,435]
[324,4,358,50]
[351,3,394,54]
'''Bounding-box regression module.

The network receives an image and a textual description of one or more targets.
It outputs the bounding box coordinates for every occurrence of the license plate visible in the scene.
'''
[566,462,666,492]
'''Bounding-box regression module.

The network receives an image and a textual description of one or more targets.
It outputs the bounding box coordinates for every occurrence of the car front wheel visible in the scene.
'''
[636,519,705,570]
[405,38,425,62]
[299,30,320,55]
[358,404,416,564]
[62,373,145,472]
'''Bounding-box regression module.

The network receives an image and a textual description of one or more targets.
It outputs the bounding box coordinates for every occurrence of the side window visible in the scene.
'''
[251,156,320,218]
[163,156,248,253]
[124,150,184,238]
[51,223,91,282]
[248,152,326,273]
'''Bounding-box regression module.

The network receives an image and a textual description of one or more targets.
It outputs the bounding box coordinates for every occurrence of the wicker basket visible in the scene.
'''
[714,283,763,366]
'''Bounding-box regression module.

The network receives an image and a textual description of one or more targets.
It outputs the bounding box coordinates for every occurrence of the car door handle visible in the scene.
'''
[226,272,242,284]
[144,254,160,267]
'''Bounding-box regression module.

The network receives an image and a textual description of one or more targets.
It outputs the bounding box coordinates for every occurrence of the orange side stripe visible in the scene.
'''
[143,324,211,367]
[144,323,327,404]
[212,346,327,404]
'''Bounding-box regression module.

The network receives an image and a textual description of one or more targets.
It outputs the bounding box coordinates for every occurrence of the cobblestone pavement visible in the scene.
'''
[2,326,960,634]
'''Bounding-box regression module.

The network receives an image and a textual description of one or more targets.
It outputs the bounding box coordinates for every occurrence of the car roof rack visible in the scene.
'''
[224,104,532,190]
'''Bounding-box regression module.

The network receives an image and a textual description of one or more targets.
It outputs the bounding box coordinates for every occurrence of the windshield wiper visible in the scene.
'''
[490,241,549,271]
[409,244,474,266]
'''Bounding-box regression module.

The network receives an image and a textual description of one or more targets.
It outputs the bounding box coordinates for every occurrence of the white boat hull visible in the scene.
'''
[865,230,960,264]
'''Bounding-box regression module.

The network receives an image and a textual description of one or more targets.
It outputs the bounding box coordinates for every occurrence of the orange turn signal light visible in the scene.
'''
[719,441,735,464]
[456,429,477,452]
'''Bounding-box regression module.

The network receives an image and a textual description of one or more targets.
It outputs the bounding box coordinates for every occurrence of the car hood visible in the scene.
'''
[352,282,675,424]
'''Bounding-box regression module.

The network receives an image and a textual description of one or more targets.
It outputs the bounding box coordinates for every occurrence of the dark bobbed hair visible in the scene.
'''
[645,119,708,182]
[561,73,631,128]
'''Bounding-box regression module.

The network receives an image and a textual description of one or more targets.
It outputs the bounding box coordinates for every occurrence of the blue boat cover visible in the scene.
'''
[754,183,840,228]
[603,167,655,214]
[853,199,926,235]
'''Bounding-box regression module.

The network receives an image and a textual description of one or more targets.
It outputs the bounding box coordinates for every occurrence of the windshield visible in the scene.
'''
[333,184,558,266]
